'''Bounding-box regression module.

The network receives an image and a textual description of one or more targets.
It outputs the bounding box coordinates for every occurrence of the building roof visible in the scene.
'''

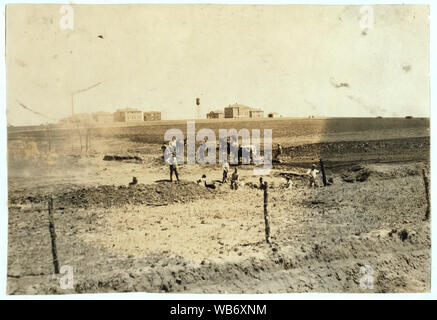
[226,103,250,109]
[144,111,161,114]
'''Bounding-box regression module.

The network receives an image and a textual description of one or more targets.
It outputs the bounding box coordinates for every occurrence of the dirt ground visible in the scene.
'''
[6,118,431,294]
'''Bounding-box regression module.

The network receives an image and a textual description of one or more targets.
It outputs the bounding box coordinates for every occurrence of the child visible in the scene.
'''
[306,164,319,188]
[166,148,179,183]
[201,174,216,189]
[284,176,293,189]
[230,167,239,190]
[222,160,230,183]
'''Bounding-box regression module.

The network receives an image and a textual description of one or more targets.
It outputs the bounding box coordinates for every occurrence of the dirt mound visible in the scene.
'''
[10,181,220,208]
[341,165,371,183]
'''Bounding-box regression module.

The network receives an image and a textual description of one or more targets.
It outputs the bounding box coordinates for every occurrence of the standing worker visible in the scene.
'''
[222,159,230,183]
[161,142,167,160]
[168,149,180,182]
[306,164,319,188]
[274,143,283,162]
[230,167,239,190]
[165,137,180,183]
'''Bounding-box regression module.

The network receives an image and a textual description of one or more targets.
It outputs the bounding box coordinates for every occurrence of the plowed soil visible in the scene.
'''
[6,118,431,294]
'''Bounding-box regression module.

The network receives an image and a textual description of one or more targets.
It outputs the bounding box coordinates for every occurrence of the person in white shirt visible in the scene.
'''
[165,137,179,182]
[222,160,230,183]
[306,164,319,188]
[168,151,179,182]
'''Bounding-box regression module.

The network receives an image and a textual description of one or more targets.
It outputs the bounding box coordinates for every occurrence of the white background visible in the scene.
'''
[0,0,435,300]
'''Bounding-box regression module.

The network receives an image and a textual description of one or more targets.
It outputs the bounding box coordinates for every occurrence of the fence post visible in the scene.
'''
[263,182,271,244]
[46,125,52,153]
[422,168,430,221]
[320,159,327,186]
[48,197,60,274]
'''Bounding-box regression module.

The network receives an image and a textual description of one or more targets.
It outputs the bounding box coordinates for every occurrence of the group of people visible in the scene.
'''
[221,159,240,189]
[196,161,239,190]
[162,138,321,188]
[162,137,180,183]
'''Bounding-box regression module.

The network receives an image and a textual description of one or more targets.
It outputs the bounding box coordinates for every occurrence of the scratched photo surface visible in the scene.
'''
[6,4,430,294]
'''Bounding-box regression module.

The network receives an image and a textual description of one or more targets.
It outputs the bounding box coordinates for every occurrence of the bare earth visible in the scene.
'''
[6,118,430,294]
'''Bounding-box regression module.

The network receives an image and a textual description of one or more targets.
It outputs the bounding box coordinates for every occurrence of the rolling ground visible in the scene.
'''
[6,117,431,294]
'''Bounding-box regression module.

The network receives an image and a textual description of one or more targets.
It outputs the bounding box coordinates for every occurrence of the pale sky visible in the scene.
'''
[6,4,430,126]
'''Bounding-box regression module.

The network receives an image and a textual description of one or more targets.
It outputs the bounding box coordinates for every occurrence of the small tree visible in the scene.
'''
[72,114,95,154]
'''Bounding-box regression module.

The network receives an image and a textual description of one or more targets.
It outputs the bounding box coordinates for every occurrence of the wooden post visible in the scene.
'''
[263,182,271,244]
[48,197,60,274]
[46,125,52,153]
[320,159,327,186]
[422,169,430,221]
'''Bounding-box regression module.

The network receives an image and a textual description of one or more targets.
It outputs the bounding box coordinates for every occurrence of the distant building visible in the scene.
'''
[114,108,143,122]
[268,112,280,118]
[144,111,161,121]
[249,108,264,118]
[207,110,225,119]
[92,111,113,123]
[224,104,265,119]
[224,104,252,118]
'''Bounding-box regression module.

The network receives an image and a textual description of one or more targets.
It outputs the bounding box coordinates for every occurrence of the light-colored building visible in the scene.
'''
[224,104,264,118]
[249,108,264,118]
[114,108,143,122]
[144,111,161,121]
[92,111,114,123]
[207,110,225,119]
[224,104,251,118]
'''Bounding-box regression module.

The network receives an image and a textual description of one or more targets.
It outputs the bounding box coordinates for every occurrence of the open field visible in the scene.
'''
[7,118,431,294]
[8,117,429,152]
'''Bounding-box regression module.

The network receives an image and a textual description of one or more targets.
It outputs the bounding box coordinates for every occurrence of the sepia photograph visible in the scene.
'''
[3,3,432,296]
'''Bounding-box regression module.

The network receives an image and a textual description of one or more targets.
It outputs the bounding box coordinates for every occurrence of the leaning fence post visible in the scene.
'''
[422,168,430,221]
[48,197,60,274]
[320,159,327,186]
[263,182,271,244]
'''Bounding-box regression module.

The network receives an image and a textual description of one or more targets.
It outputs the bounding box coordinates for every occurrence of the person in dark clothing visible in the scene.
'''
[201,174,216,189]
[230,167,239,190]
[169,151,179,182]
[259,177,264,189]
[274,143,283,161]
[161,142,167,160]
[222,159,230,183]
